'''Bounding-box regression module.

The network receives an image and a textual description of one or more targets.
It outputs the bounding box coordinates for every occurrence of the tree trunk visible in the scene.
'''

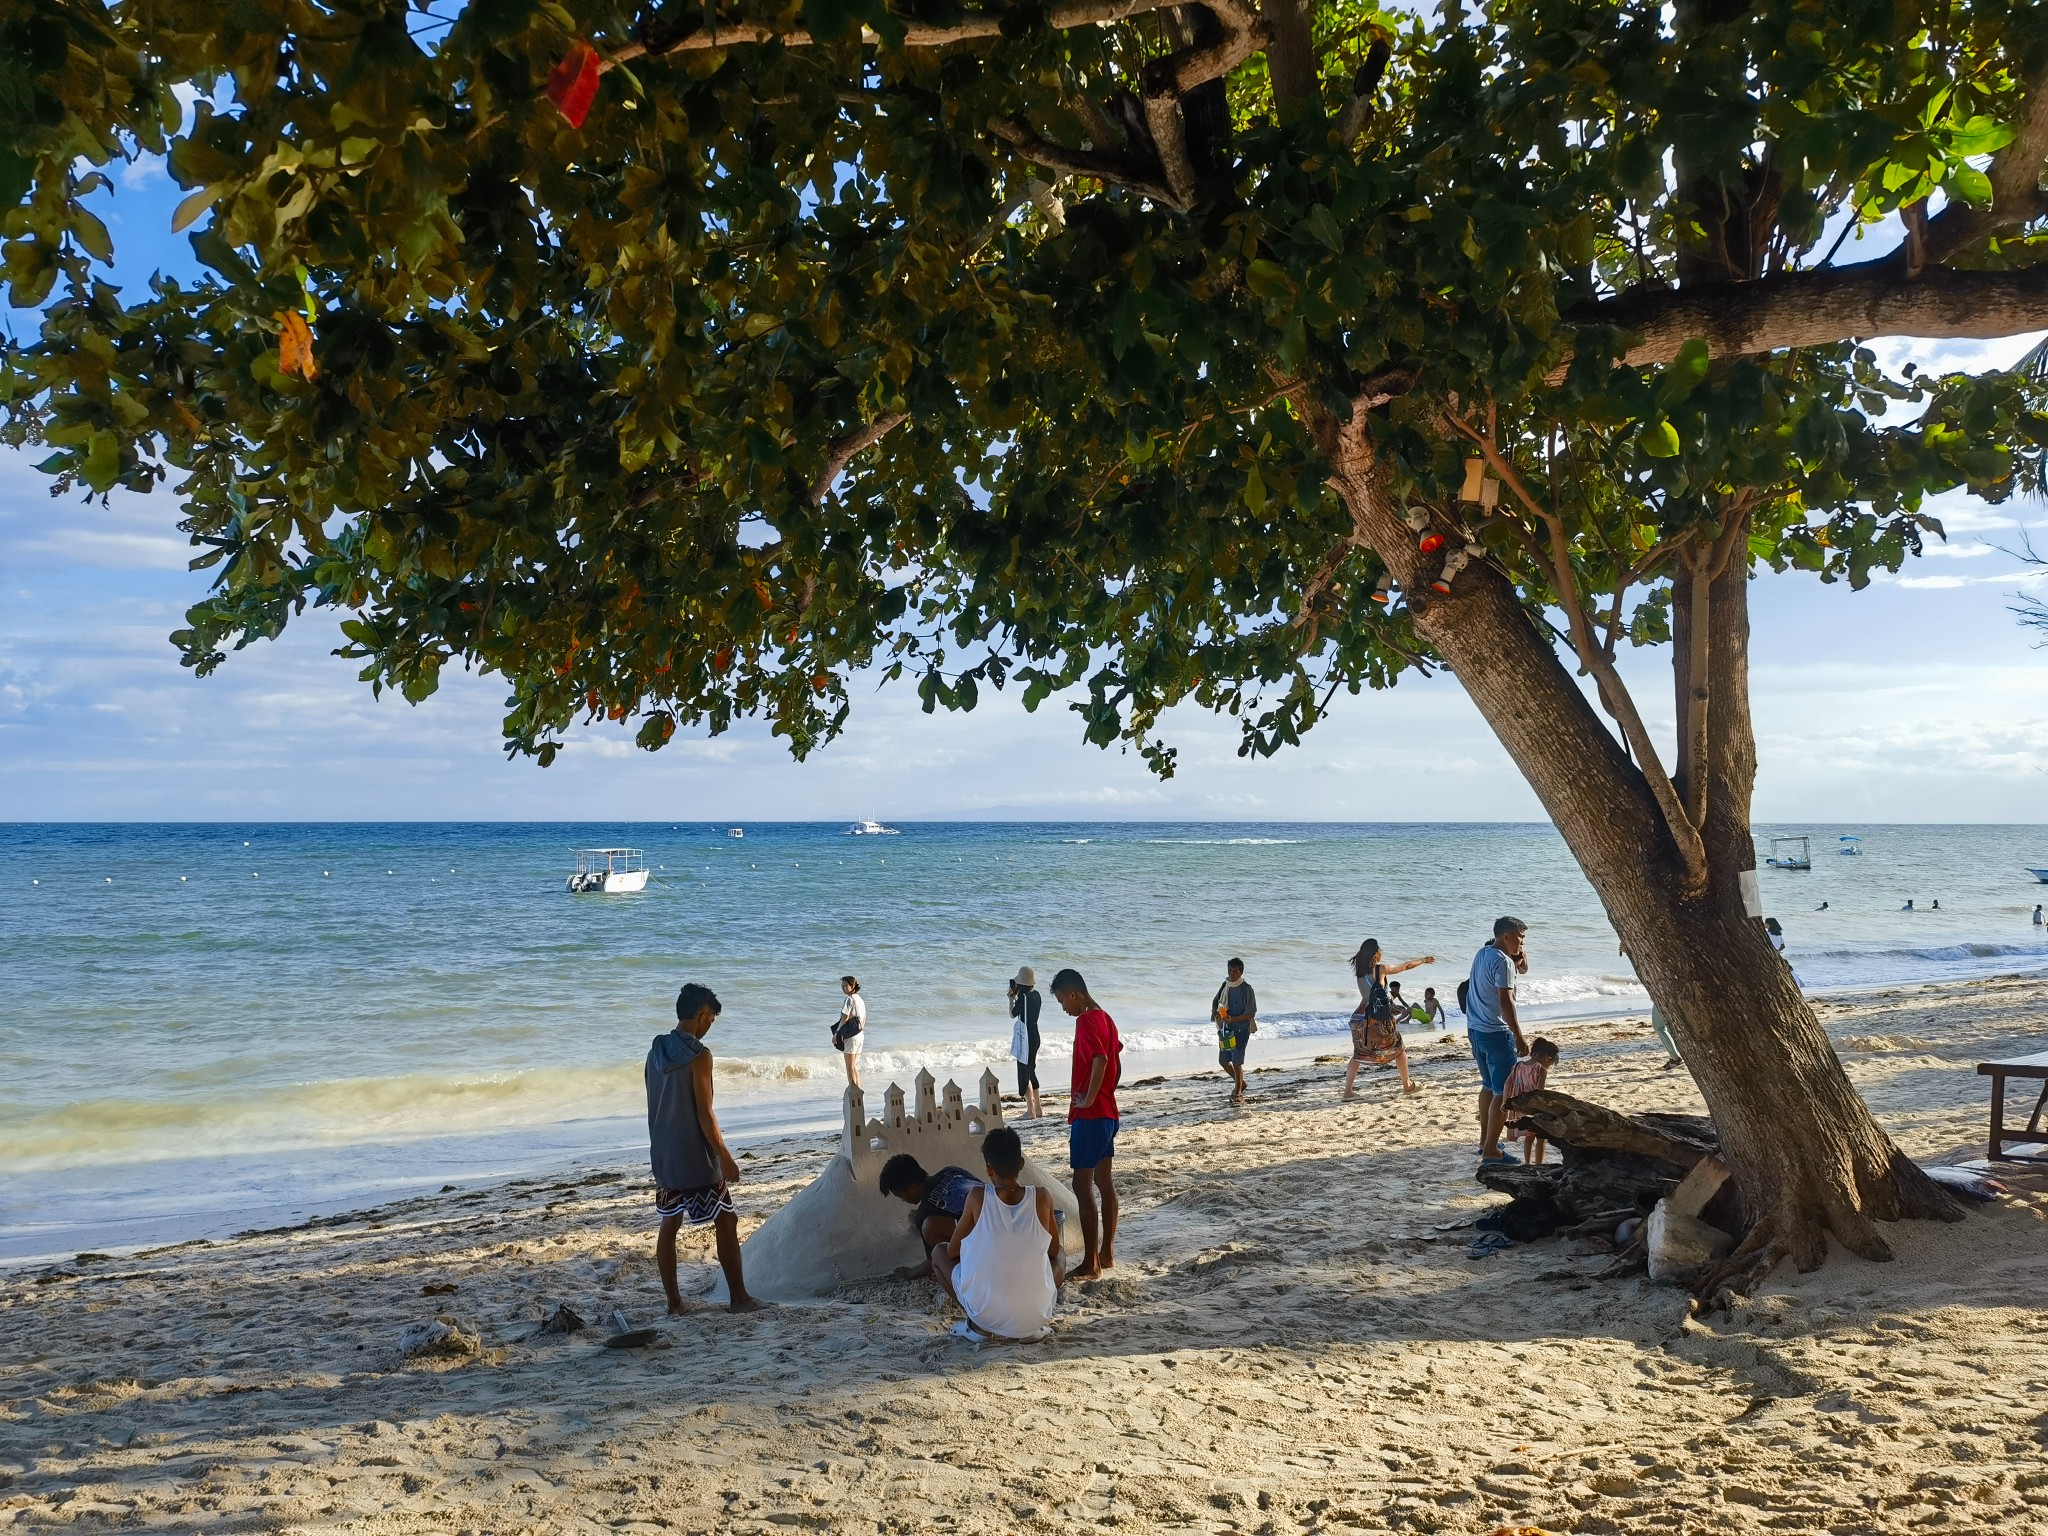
[1326,421,1961,1296]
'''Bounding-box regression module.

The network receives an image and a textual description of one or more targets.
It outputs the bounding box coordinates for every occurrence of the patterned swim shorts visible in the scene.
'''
[653,1181,736,1226]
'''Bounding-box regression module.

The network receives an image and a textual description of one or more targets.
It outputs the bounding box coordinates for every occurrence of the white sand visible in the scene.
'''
[4,975,2046,1534]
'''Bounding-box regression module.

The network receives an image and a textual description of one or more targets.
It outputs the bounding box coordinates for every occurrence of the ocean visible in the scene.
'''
[3,821,2044,1261]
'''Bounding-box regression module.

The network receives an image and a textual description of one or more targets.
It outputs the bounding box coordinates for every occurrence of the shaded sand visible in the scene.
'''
[4,975,2047,1534]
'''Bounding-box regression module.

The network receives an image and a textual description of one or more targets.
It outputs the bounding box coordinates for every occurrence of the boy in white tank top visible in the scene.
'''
[933,1127,1062,1340]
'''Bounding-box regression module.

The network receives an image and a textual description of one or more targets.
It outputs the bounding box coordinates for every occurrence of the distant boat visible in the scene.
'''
[567,848,650,894]
[849,819,900,836]
[2029,868,2048,883]
[1838,836,1863,856]
[1764,835,1812,871]
[728,828,745,839]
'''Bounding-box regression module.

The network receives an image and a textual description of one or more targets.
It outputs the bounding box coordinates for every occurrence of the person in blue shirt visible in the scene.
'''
[1465,917,1532,1166]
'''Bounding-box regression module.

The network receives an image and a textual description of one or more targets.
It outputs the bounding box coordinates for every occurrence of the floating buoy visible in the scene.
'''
[180,876,187,882]
[323,870,330,877]
[105,877,112,883]
[31,879,38,885]
[252,871,259,878]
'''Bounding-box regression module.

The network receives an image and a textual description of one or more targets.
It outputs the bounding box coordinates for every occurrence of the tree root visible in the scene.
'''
[1696,1154,1967,1304]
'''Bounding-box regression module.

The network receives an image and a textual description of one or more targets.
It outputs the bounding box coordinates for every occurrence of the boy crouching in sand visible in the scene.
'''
[880,1155,980,1278]
[647,982,763,1313]
[933,1127,1062,1340]
[1502,1036,1560,1165]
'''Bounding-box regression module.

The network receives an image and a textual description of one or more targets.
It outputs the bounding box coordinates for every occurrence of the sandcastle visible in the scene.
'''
[732,1067,1083,1301]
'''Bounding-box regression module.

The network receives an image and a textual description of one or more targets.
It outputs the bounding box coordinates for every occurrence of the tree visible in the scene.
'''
[7,0,2048,1292]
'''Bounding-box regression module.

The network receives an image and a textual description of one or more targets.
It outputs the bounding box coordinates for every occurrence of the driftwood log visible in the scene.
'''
[1477,1090,1742,1242]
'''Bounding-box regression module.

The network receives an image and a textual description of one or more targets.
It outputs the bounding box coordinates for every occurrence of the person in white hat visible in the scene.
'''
[1008,966,1043,1118]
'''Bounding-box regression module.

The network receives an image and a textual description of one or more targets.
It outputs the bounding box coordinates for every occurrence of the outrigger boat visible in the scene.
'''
[567,848,650,894]
[1764,835,1812,871]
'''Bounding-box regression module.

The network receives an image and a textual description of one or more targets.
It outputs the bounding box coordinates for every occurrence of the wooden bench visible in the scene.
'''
[1977,1051,2048,1163]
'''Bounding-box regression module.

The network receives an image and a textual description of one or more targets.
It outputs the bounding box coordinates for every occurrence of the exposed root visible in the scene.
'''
[1699,1221,1788,1305]
[1697,1153,1969,1303]
[1876,1150,1966,1223]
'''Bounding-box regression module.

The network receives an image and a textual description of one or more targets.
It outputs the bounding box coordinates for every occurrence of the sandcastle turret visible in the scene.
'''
[732,1064,1082,1301]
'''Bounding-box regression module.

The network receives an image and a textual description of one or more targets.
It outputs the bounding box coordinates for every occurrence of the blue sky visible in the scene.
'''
[2,155,2045,822]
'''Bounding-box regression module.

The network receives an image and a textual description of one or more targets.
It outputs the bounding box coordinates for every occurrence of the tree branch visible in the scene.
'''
[1446,412,1707,886]
[987,117,1179,204]
[1921,62,2048,264]
[1259,0,1323,125]
[1678,543,1710,830]
[1563,260,2048,374]
[810,413,908,506]
[610,0,1194,64]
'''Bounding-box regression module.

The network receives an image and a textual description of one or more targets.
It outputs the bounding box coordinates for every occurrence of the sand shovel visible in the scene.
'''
[602,1307,660,1349]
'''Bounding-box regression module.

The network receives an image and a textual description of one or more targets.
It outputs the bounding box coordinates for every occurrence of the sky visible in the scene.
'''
[2,149,2046,823]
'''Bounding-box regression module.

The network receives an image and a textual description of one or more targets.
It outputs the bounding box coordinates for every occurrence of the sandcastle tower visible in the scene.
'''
[733,1067,1083,1301]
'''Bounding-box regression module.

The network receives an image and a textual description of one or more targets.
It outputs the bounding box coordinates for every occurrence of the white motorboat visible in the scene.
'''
[728,827,744,839]
[849,818,900,836]
[1838,836,1863,856]
[567,848,650,893]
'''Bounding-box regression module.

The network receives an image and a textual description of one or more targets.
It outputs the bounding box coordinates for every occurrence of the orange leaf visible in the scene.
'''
[276,311,318,382]
[546,43,602,129]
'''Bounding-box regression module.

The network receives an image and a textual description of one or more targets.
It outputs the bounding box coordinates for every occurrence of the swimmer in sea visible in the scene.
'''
[1816,901,1829,911]
[1901,899,1914,912]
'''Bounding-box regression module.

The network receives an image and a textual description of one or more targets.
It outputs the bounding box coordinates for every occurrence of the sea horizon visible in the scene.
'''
[7,818,2046,1262]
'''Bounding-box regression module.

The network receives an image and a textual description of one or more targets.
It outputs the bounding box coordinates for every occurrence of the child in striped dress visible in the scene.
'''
[1502,1037,1560,1165]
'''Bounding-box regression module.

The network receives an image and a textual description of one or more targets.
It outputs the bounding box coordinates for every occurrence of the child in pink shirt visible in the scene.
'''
[1502,1037,1560,1165]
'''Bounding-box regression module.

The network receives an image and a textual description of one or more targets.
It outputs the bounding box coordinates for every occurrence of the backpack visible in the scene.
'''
[1364,976,1393,1024]
[1456,978,1471,1015]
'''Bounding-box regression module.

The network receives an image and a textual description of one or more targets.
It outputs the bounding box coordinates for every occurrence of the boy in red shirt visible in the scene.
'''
[1051,967,1121,1279]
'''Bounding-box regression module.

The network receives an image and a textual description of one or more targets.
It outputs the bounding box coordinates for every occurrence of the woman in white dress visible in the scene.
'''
[935,1127,1061,1340]
[836,975,867,1090]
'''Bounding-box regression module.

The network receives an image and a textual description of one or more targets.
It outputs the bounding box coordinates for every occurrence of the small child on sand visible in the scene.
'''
[934,1126,1062,1340]
[646,982,762,1313]
[880,1155,980,1278]
[1502,1037,1560,1165]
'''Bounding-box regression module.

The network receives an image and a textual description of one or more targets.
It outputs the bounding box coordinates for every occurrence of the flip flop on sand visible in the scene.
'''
[1465,1232,1513,1260]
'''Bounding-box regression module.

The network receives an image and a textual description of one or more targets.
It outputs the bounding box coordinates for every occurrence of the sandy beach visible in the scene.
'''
[4,974,2046,1535]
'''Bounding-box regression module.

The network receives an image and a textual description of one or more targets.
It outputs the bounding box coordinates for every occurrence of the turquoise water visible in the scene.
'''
[2,821,2044,1258]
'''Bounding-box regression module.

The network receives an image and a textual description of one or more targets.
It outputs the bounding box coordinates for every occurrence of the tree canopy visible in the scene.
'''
[5,0,2047,771]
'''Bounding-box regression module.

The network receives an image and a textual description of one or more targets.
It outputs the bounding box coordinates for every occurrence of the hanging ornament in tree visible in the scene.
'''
[1460,456,1485,502]
[547,43,603,128]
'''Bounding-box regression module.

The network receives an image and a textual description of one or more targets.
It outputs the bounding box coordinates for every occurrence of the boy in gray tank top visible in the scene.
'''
[647,982,762,1312]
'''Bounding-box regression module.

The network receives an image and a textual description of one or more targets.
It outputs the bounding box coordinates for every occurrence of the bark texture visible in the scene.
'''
[1326,419,1962,1297]
[1573,260,2048,370]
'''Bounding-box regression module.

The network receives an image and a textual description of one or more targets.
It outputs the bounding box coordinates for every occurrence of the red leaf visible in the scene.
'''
[546,43,602,129]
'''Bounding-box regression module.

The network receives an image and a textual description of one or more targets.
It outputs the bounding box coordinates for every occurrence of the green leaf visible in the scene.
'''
[1946,115,2015,157]
[1639,418,1682,458]
[1245,259,1292,300]
[1945,164,1993,207]
[170,184,220,233]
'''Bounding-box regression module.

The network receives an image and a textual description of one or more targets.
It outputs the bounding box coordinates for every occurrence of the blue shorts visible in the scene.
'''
[1069,1117,1119,1170]
[1469,1031,1518,1095]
